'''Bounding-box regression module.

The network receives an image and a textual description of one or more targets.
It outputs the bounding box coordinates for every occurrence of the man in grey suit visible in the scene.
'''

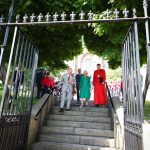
[57,68,76,112]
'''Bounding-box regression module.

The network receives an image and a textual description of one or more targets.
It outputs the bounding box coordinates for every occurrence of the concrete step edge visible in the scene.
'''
[39,134,114,147]
[33,141,116,150]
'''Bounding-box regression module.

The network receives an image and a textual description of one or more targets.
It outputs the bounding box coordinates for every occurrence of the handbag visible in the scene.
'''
[99,76,103,83]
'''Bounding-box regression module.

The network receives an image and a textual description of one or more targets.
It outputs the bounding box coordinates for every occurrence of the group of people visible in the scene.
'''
[107,80,123,97]
[36,69,56,98]
[57,64,107,112]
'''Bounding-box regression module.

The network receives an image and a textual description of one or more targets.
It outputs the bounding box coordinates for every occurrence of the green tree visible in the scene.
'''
[0,0,148,70]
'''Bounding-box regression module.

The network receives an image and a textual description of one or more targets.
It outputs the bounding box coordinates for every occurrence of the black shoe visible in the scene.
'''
[66,109,70,111]
[59,108,64,112]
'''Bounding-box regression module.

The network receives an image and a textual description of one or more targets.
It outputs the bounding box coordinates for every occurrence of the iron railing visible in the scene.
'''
[0,26,38,150]
[122,22,144,150]
[106,82,124,149]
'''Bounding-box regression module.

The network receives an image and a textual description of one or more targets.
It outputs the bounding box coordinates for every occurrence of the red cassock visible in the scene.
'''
[93,69,107,105]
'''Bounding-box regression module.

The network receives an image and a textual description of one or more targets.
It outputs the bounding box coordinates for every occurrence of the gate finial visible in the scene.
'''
[30,13,36,22]
[88,10,94,20]
[16,14,20,23]
[123,8,129,18]
[114,9,119,19]
[143,0,148,8]
[104,9,111,19]
[45,13,51,22]
[23,14,28,23]
[70,11,76,21]
[79,11,85,20]
[61,12,67,21]
[133,8,137,18]
[0,15,4,23]
[37,13,43,22]
[53,12,59,21]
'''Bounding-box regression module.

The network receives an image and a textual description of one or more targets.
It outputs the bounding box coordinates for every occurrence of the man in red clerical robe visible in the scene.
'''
[93,64,107,106]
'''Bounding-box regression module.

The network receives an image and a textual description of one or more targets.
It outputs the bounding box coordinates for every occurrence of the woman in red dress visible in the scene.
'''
[93,64,107,106]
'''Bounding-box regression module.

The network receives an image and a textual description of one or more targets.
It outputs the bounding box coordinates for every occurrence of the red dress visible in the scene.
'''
[93,69,107,105]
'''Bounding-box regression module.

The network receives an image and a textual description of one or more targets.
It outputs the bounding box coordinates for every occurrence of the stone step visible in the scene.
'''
[33,142,115,150]
[51,110,108,117]
[53,106,108,112]
[41,126,114,138]
[47,120,112,130]
[40,134,114,147]
[48,115,111,123]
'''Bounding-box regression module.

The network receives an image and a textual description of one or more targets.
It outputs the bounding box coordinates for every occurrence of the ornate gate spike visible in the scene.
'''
[88,10,94,20]
[53,12,59,21]
[0,15,4,23]
[133,8,137,18]
[45,12,51,22]
[61,12,67,21]
[23,14,28,23]
[143,0,148,8]
[79,11,85,20]
[37,13,43,22]
[70,11,76,21]
[114,9,119,19]
[104,9,111,19]
[123,8,129,18]
[16,14,20,23]
[30,13,36,22]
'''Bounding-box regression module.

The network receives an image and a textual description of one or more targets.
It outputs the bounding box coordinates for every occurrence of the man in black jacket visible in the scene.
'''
[36,69,45,98]
[76,69,82,104]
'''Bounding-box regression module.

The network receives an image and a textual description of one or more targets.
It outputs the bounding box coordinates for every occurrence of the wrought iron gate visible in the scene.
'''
[0,0,150,149]
[122,21,144,150]
[0,25,38,150]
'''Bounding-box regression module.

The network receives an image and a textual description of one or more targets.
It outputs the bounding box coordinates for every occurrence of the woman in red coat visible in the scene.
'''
[93,64,107,106]
[41,72,52,96]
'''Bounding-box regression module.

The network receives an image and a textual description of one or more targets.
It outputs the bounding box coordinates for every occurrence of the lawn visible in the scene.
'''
[0,83,38,108]
[144,101,150,121]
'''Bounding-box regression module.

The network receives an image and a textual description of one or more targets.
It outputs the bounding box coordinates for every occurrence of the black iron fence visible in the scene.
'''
[0,26,38,150]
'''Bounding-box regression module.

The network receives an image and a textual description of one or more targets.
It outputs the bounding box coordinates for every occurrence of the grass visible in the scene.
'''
[0,83,38,111]
[0,84,3,97]
[144,101,150,121]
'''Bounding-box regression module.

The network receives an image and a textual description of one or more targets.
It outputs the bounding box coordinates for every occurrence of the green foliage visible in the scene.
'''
[144,101,150,121]
[106,67,122,80]
[0,0,148,71]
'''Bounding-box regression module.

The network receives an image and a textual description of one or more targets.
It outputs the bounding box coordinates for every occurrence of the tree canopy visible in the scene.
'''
[0,0,148,70]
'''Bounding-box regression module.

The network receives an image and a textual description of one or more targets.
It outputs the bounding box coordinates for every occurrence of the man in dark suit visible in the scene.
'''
[76,69,82,104]
[13,67,25,99]
[36,69,45,98]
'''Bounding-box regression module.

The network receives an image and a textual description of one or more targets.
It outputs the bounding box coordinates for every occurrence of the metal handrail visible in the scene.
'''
[105,82,122,129]
[32,94,50,118]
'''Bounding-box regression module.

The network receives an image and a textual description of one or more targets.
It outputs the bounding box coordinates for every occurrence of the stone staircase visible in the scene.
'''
[33,106,115,150]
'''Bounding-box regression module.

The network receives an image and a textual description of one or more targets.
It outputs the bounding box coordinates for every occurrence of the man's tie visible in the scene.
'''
[68,75,71,81]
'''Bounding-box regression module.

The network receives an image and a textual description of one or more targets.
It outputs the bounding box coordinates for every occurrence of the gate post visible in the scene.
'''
[143,0,150,103]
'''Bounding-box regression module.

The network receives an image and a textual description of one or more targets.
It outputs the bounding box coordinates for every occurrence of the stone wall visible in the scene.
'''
[27,95,56,150]
[112,96,124,150]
